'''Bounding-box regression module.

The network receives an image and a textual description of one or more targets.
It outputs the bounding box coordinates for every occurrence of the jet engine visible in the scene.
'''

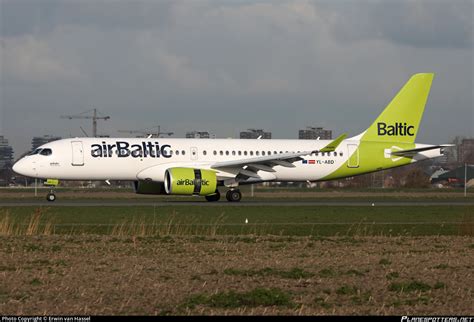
[164,168,217,196]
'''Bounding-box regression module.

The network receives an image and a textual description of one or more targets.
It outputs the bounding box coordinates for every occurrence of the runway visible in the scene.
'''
[1,200,473,207]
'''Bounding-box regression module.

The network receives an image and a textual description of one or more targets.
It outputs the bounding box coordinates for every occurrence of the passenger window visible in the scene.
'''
[176,150,180,155]
[262,151,266,156]
[220,151,223,156]
[232,151,236,156]
[250,151,254,156]
[340,152,343,156]
[256,151,259,156]
[182,150,185,155]
[213,151,217,155]
[268,151,271,155]
[334,152,337,157]
[238,151,242,156]
[203,150,207,156]
[244,151,248,156]
[225,151,229,156]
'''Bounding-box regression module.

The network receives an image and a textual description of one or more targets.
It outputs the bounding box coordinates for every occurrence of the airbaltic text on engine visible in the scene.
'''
[90,141,171,158]
[377,122,414,136]
[177,179,210,186]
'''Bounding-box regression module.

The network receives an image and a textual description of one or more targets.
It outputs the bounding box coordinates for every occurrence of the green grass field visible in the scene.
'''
[1,205,472,236]
[1,200,473,315]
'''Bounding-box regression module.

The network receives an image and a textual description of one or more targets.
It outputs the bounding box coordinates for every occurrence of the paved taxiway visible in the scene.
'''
[0,200,473,207]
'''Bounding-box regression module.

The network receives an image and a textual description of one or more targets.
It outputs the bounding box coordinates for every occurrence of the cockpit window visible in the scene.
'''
[40,148,52,156]
[29,149,42,155]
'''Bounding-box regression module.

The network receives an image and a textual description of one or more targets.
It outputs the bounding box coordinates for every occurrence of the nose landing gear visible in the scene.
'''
[44,179,59,202]
[46,190,56,202]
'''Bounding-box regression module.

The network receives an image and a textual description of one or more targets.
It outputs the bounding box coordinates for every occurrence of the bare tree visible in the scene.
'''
[404,167,430,188]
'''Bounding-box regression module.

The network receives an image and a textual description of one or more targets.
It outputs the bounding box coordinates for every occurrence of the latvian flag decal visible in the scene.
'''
[303,160,316,164]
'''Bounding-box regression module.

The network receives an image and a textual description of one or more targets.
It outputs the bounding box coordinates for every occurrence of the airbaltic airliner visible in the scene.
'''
[13,73,450,202]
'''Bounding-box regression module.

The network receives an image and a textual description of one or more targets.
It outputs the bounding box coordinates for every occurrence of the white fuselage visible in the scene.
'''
[13,137,439,184]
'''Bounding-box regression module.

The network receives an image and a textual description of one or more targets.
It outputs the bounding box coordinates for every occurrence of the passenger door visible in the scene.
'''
[71,141,84,166]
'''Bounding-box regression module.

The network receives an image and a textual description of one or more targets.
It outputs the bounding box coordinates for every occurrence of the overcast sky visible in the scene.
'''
[1,0,473,158]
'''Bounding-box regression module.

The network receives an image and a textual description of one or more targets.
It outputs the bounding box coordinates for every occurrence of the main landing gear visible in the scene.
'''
[205,189,242,202]
[205,190,221,202]
[226,189,242,202]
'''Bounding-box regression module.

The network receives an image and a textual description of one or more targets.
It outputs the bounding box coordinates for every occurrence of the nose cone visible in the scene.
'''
[12,158,36,177]
[12,160,20,174]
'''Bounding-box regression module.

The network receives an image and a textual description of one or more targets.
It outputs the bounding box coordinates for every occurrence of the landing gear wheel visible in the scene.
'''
[226,189,242,202]
[46,193,56,202]
[205,190,220,202]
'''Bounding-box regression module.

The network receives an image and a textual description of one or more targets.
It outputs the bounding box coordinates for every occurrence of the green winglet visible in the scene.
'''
[320,133,347,152]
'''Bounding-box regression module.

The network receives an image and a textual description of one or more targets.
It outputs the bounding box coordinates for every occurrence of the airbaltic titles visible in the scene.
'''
[91,141,171,158]
[377,122,415,136]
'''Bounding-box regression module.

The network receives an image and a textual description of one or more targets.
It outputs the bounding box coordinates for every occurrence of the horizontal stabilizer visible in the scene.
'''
[390,144,453,157]
[320,133,347,152]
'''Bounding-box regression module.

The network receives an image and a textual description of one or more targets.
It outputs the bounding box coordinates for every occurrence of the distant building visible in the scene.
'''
[0,136,14,169]
[240,129,272,139]
[430,168,449,182]
[31,135,62,151]
[299,127,332,140]
[457,138,474,163]
[185,131,216,139]
[431,165,474,187]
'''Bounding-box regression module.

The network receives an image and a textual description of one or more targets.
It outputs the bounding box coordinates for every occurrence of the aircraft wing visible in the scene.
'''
[211,134,349,181]
[390,144,454,157]
[211,152,310,180]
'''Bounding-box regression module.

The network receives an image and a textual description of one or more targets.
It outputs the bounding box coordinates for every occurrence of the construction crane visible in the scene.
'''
[60,108,110,138]
[118,125,173,138]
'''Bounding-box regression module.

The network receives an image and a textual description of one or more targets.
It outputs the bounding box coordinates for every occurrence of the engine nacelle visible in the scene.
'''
[164,168,217,196]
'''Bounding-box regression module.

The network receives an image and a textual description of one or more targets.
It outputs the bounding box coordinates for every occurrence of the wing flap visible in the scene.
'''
[238,169,261,179]
[211,151,309,169]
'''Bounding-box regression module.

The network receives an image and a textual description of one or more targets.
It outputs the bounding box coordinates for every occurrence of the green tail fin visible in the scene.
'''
[361,73,434,143]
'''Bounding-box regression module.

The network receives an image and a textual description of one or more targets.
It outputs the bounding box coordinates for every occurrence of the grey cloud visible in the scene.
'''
[0,0,472,157]
[324,0,473,49]
[1,0,175,37]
